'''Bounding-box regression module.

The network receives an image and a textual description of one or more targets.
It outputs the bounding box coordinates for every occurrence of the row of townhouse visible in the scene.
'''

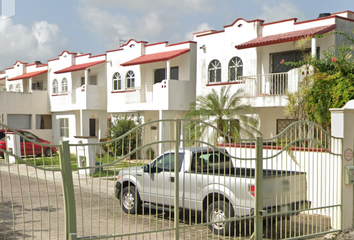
[0,10,353,156]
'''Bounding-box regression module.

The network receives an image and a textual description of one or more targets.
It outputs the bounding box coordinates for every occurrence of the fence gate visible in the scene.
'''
[0,125,65,239]
[0,120,343,240]
[258,121,342,239]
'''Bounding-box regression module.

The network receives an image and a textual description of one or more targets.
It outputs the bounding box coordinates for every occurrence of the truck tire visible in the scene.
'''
[207,200,234,236]
[121,186,142,214]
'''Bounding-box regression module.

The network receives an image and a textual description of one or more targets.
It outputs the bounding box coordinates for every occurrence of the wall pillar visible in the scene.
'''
[29,77,33,92]
[311,38,317,58]
[330,100,354,230]
[158,111,187,154]
[166,60,170,80]
[84,69,89,86]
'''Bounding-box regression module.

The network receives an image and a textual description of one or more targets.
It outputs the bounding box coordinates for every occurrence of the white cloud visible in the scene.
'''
[0,18,67,69]
[184,23,213,41]
[77,5,181,48]
[77,6,130,49]
[138,13,165,40]
[258,1,306,23]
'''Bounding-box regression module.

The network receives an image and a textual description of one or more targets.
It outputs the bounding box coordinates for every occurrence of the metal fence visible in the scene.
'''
[239,72,288,97]
[0,120,343,239]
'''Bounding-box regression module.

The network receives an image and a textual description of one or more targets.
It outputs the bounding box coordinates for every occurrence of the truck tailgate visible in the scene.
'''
[262,170,307,208]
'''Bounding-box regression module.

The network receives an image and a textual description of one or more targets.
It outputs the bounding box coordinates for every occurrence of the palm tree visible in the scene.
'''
[184,86,260,143]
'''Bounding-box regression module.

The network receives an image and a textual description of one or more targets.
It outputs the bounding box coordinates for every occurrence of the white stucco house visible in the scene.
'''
[193,10,354,139]
[0,61,52,141]
[106,39,197,154]
[47,51,108,145]
[0,10,353,151]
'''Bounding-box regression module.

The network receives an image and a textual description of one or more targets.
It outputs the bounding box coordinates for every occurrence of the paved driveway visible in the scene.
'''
[0,163,210,240]
[0,162,332,240]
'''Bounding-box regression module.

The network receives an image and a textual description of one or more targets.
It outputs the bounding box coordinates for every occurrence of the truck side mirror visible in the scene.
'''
[144,164,157,173]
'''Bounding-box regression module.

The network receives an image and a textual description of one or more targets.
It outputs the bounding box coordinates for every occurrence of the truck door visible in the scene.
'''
[142,152,184,207]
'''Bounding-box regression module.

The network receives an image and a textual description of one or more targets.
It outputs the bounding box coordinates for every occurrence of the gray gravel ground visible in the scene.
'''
[322,229,354,240]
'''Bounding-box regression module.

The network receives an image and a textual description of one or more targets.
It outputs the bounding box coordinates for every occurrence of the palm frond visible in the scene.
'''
[184,85,261,143]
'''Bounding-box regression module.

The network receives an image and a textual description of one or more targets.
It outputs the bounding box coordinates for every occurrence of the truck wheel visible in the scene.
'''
[207,201,234,236]
[121,186,142,214]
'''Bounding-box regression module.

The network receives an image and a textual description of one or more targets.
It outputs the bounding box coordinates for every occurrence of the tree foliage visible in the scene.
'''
[284,31,354,129]
[100,115,141,158]
[184,85,261,143]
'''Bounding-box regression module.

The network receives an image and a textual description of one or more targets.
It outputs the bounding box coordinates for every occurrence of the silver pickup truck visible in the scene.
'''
[115,147,310,235]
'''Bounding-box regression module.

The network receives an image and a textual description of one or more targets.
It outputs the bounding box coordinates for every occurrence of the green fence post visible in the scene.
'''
[255,137,263,240]
[59,141,77,240]
[174,120,181,239]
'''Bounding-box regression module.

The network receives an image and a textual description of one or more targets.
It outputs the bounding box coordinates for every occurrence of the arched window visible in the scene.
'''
[126,70,135,88]
[15,84,21,92]
[228,57,243,81]
[61,78,68,93]
[53,79,58,94]
[9,85,13,91]
[113,72,121,90]
[208,60,221,83]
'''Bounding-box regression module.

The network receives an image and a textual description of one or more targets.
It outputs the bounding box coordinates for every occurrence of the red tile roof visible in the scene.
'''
[0,77,6,81]
[8,70,48,81]
[235,24,336,49]
[54,60,106,74]
[121,49,190,67]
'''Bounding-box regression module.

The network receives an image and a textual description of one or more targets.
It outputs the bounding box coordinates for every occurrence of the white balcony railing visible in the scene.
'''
[237,72,289,97]
[125,85,153,104]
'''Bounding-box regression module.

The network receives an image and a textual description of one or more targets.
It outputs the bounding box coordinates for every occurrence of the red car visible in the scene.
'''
[0,129,57,157]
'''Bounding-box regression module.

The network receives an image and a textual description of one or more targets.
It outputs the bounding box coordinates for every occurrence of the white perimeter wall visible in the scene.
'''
[225,145,342,229]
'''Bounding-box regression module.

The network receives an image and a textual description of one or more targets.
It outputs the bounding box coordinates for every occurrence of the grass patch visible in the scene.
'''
[16,152,145,177]
[20,153,77,169]
[92,162,145,178]
[95,153,128,164]
[92,169,119,178]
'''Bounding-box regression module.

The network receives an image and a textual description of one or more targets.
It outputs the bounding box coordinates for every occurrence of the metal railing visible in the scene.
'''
[236,72,289,97]
[0,120,343,240]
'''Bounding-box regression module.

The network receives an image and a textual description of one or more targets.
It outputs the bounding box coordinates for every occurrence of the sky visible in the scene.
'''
[0,0,353,69]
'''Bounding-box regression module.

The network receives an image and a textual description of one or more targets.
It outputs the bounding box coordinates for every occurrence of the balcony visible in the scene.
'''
[124,86,153,104]
[238,72,292,97]
[207,68,304,107]
[109,79,195,112]
[0,91,49,113]
[51,85,107,111]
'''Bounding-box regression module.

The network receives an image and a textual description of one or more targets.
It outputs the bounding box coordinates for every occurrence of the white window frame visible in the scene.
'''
[208,60,221,83]
[60,118,69,137]
[228,57,243,82]
[61,78,68,93]
[113,72,121,90]
[53,79,58,94]
[126,70,135,88]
